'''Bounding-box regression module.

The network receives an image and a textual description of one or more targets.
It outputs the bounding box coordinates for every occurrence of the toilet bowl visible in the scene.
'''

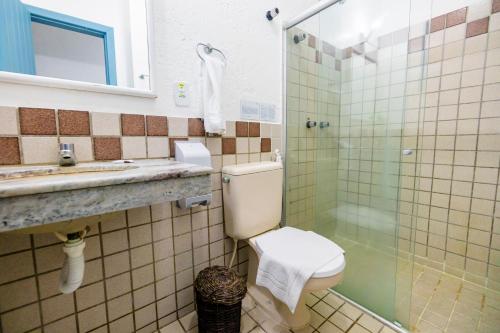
[246,228,345,329]
[221,162,346,329]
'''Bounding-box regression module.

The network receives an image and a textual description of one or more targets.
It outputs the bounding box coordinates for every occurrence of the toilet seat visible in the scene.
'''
[249,227,345,278]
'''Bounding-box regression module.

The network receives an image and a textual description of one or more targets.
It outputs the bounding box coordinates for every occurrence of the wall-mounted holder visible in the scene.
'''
[177,194,212,209]
[266,8,279,21]
[175,141,213,209]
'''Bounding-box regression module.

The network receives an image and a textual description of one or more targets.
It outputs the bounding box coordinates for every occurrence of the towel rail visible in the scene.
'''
[196,42,227,62]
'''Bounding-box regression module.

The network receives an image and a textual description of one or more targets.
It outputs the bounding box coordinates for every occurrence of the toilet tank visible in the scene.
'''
[222,162,283,240]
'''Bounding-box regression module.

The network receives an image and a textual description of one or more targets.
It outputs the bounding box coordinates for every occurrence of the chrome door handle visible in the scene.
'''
[403,149,413,156]
[306,120,317,128]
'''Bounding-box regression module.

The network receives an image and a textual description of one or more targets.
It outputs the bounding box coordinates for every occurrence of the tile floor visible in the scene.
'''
[158,264,500,333]
[159,290,399,333]
[410,264,500,333]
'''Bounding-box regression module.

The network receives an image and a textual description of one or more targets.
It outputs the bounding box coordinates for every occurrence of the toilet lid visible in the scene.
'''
[254,227,345,278]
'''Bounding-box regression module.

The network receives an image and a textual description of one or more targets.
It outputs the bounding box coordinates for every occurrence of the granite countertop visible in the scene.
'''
[0,159,212,198]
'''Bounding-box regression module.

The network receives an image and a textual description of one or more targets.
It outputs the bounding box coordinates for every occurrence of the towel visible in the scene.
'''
[255,227,344,313]
[200,52,226,134]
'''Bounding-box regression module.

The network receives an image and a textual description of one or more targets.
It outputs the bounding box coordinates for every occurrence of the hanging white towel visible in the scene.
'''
[200,52,226,134]
[255,227,344,313]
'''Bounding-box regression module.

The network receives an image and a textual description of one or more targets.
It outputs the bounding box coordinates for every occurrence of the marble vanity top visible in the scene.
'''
[0,159,211,198]
[0,159,212,233]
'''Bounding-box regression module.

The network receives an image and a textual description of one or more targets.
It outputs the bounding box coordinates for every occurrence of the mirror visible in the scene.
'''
[0,0,151,91]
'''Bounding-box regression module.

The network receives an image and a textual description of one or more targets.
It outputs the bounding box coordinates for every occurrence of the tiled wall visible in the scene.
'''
[285,27,341,232]
[285,0,500,290]
[404,1,500,289]
[0,107,281,333]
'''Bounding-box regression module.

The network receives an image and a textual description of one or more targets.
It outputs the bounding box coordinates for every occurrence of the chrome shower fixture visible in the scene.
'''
[294,33,307,44]
[266,8,279,21]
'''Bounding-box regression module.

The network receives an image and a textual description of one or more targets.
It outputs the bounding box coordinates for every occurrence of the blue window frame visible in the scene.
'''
[0,0,117,85]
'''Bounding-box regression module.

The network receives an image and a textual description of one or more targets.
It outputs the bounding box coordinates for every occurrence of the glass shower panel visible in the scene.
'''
[285,0,425,328]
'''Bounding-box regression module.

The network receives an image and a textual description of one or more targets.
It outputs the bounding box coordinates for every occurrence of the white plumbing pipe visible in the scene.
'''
[59,239,86,294]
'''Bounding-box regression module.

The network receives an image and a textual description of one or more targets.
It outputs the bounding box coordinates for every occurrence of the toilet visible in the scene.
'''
[222,161,345,330]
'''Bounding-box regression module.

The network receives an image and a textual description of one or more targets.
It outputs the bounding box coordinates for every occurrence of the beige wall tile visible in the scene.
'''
[128,206,151,226]
[122,136,147,159]
[1,303,41,333]
[168,117,188,137]
[147,137,169,158]
[0,277,38,312]
[41,293,75,324]
[91,112,121,136]
[21,136,59,164]
[0,106,19,135]
[78,304,107,332]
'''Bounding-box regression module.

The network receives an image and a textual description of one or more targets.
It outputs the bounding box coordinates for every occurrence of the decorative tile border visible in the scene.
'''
[0,107,280,165]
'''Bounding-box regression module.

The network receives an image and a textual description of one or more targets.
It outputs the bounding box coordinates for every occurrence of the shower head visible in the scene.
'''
[293,33,307,44]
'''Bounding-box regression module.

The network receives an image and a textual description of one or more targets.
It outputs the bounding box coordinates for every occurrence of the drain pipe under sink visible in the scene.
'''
[54,227,89,294]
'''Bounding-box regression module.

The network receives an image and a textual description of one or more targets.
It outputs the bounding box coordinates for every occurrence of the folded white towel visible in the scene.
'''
[255,227,344,313]
[200,52,226,134]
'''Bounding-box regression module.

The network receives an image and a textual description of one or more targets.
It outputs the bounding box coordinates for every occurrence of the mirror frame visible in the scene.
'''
[0,0,156,98]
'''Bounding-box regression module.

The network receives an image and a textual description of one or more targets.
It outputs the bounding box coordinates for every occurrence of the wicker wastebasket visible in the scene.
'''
[195,266,247,333]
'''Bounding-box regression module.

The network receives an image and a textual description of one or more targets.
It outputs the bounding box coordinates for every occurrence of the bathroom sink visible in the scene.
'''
[0,162,138,180]
[0,159,212,233]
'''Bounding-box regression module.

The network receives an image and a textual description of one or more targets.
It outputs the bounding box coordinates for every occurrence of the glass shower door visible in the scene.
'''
[314,0,417,327]
[285,0,423,328]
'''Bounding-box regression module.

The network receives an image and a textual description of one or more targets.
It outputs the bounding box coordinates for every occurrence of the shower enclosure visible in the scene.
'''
[283,0,500,331]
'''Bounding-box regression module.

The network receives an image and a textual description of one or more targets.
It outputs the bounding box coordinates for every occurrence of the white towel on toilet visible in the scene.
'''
[255,227,344,313]
[200,52,226,134]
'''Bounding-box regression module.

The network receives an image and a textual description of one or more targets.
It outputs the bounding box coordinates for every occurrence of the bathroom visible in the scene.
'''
[0,0,499,332]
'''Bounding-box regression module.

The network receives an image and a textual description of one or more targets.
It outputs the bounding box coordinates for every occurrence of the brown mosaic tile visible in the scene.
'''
[19,107,56,135]
[308,34,316,48]
[93,137,121,160]
[260,138,271,153]
[188,118,205,136]
[168,138,188,158]
[222,138,236,154]
[235,121,249,137]
[315,50,322,64]
[146,116,168,136]
[322,42,336,57]
[494,0,500,13]
[408,36,425,53]
[446,7,467,28]
[342,47,352,59]
[0,137,21,165]
[121,114,145,136]
[431,14,446,33]
[466,17,489,38]
[248,122,260,137]
[58,110,90,136]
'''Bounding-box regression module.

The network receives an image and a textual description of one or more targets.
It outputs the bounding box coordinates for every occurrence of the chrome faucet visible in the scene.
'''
[59,143,77,166]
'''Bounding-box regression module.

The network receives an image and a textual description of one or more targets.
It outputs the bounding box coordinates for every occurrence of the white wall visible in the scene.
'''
[0,0,318,121]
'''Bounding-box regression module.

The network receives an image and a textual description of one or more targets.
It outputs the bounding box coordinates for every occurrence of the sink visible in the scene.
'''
[0,159,212,234]
[8,215,102,235]
[0,162,138,180]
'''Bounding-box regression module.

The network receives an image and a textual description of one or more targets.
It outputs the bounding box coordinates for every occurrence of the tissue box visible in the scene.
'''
[175,142,212,167]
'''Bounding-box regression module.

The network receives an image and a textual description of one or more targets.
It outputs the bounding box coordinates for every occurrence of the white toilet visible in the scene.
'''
[222,161,345,330]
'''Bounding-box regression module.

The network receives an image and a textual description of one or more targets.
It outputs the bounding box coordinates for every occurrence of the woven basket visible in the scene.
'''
[195,266,247,333]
